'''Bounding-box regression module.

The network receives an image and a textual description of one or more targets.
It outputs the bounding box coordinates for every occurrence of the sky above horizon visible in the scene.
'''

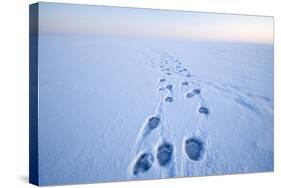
[38,2,274,44]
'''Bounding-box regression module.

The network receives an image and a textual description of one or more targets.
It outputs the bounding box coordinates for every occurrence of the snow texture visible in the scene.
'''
[38,35,273,185]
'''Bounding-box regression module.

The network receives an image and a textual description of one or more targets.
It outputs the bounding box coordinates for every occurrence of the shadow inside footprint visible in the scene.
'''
[160,78,166,83]
[198,107,209,114]
[166,72,172,76]
[166,84,173,90]
[193,89,201,94]
[157,142,173,166]
[147,116,160,130]
[165,97,173,102]
[184,137,204,161]
[185,92,194,98]
[133,153,154,175]
[181,81,189,86]
[158,87,165,91]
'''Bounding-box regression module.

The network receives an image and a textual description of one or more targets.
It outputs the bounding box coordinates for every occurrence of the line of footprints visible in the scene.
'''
[131,50,209,177]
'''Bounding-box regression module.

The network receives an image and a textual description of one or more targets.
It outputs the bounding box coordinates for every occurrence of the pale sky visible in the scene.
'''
[38,2,274,44]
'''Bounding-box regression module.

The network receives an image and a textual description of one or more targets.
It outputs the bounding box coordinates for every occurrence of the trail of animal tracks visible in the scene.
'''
[39,36,273,185]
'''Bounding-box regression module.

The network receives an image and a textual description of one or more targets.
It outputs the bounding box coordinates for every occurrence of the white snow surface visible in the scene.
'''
[38,35,273,185]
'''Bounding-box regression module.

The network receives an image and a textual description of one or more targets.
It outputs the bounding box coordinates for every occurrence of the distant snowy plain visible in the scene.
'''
[38,35,273,185]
